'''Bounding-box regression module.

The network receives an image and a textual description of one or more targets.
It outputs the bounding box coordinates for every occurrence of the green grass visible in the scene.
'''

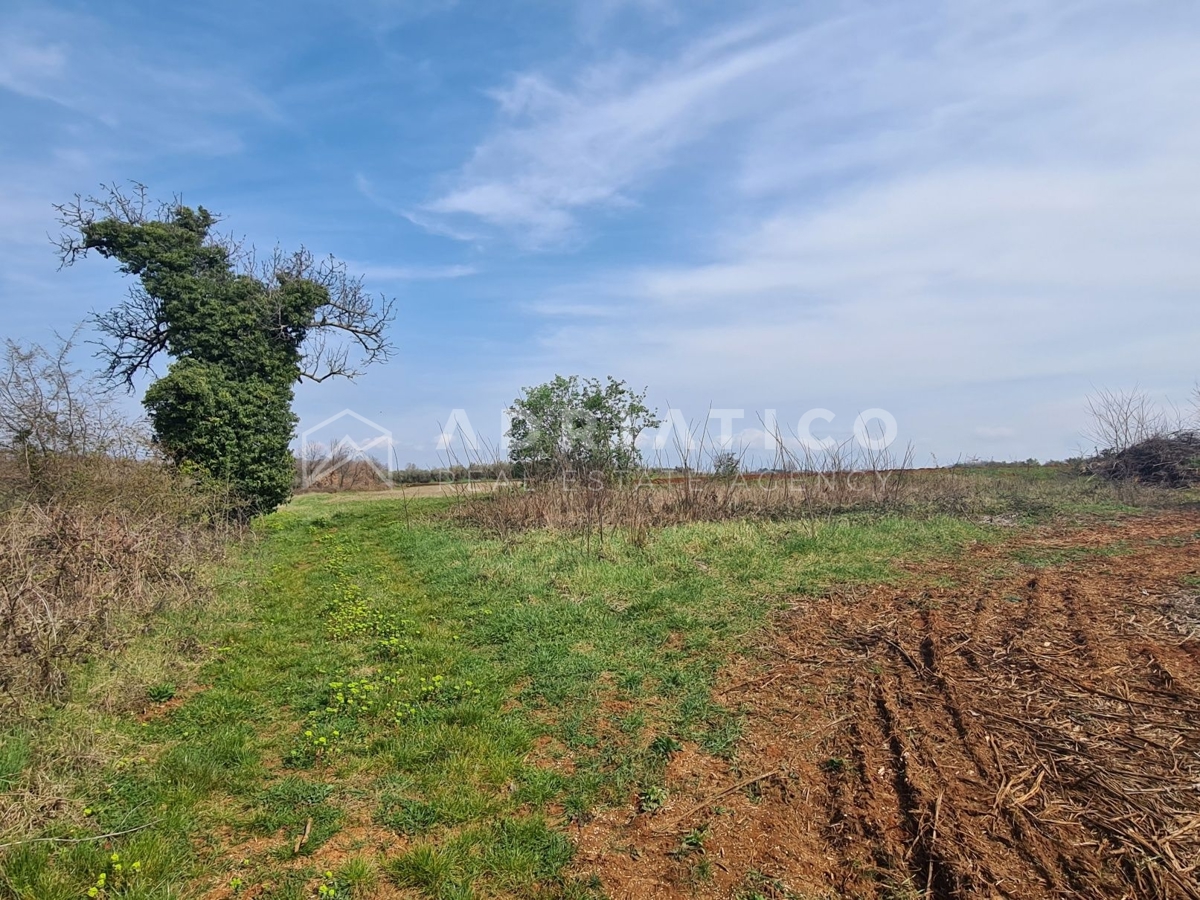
[1009,540,1133,567]
[0,496,993,899]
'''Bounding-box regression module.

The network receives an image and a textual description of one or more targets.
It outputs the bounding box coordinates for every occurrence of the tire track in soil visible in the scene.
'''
[573,511,1200,899]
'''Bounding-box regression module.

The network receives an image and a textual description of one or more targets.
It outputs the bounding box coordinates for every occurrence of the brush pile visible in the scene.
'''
[1087,431,1200,487]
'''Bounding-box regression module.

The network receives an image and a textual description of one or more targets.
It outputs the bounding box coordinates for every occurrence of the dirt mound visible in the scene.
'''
[575,513,1200,899]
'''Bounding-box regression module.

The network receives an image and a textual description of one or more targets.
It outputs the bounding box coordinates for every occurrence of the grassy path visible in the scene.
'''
[2,498,990,899]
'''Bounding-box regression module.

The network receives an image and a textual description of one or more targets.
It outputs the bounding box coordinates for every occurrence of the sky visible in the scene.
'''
[2,0,1198,467]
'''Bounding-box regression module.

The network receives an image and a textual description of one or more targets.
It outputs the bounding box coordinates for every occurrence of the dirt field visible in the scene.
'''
[576,512,1200,899]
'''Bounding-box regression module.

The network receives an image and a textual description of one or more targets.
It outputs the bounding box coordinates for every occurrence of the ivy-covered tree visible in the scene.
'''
[55,184,394,516]
[507,375,659,480]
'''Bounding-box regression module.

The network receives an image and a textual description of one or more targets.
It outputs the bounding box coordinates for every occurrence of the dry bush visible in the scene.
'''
[455,401,1191,543]
[455,456,1175,546]
[455,445,1181,545]
[0,331,137,465]
[1083,386,1172,454]
[454,426,919,546]
[0,336,230,711]
[0,460,227,709]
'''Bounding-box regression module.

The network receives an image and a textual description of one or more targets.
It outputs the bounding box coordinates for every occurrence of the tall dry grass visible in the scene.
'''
[452,425,1187,547]
[1,335,232,713]
[0,457,230,709]
[452,427,923,548]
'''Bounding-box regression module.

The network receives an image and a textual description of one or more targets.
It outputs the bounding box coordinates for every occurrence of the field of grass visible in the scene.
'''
[0,490,1003,899]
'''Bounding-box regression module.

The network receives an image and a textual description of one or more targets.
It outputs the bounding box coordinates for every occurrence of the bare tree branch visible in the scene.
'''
[258,247,395,382]
[52,183,395,387]
[90,285,169,389]
[52,182,155,268]
[1083,386,1172,453]
[0,329,142,460]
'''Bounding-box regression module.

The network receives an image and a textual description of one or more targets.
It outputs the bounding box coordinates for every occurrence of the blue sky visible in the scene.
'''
[2,0,1198,466]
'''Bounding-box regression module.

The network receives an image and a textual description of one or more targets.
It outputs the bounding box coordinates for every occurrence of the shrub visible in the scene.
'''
[712,450,740,478]
[0,336,229,705]
[507,375,659,481]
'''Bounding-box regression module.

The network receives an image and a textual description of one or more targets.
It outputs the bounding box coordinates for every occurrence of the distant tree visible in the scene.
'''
[507,375,659,480]
[712,450,740,479]
[55,184,394,516]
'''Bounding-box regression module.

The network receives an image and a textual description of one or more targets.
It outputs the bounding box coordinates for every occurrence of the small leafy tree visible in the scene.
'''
[507,375,659,480]
[55,184,394,516]
[712,450,740,479]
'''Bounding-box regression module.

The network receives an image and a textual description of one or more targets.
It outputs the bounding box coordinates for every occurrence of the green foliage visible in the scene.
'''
[713,450,740,478]
[649,734,682,757]
[1,492,997,898]
[57,186,392,517]
[143,359,297,516]
[253,777,341,855]
[637,785,668,813]
[507,375,660,480]
[146,682,176,703]
[0,732,31,790]
[78,206,307,516]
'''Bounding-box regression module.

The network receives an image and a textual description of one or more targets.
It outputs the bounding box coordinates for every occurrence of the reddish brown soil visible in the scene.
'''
[200,819,407,900]
[135,685,208,723]
[575,512,1200,899]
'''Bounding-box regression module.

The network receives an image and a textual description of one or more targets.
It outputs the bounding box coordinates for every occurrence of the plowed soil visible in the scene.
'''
[575,512,1200,899]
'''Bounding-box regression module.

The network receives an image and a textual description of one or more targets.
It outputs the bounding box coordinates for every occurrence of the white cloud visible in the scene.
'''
[975,426,1016,441]
[0,9,279,158]
[420,10,823,245]
[356,263,477,281]
[452,1,1200,459]
[0,39,67,101]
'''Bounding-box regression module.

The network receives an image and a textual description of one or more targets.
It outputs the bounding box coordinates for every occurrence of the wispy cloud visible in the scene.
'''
[0,38,67,102]
[468,1,1200,457]
[5,0,1199,464]
[0,6,280,158]
[0,1,286,341]
[355,174,482,243]
[574,0,681,38]
[356,263,477,281]
[418,10,824,245]
[421,1,1200,256]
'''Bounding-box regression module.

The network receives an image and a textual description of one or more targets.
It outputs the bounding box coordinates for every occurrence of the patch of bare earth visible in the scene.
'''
[200,817,407,900]
[575,511,1200,899]
[136,685,209,723]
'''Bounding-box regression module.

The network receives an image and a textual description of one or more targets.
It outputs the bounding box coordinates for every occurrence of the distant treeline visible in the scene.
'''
[393,462,511,484]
